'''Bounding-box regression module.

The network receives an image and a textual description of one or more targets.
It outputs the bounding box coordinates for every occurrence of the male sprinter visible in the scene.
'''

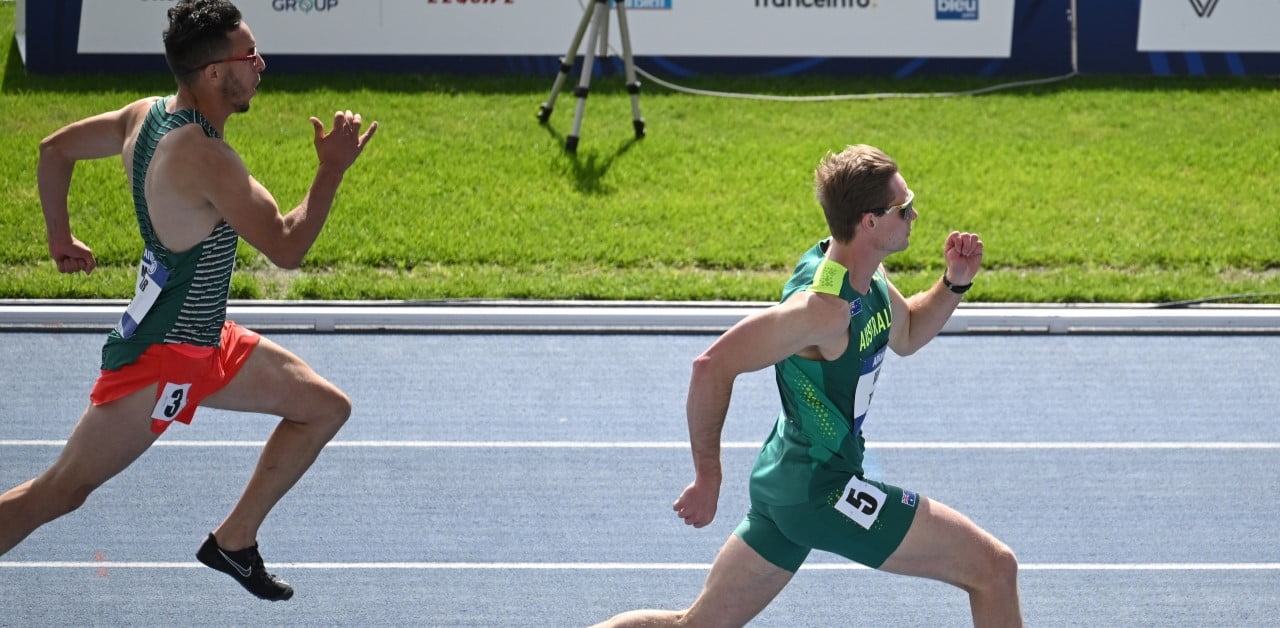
[0,0,377,601]
[594,145,1022,627]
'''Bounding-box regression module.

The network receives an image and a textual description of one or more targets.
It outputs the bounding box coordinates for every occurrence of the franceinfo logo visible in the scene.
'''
[272,0,340,13]
[754,0,875,8]
[936,0,977,20]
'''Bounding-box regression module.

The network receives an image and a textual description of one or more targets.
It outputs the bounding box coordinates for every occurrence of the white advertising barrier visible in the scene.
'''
[4,302,1280,334]
[79,0,1014,58]
[1138,0,1280,52]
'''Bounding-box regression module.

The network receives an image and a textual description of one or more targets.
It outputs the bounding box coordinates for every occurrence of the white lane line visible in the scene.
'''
[3,561,1279,571]
[3,440,1280,449]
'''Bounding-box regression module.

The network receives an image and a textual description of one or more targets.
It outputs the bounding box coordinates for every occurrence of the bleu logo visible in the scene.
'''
[622,0,672,8]
[936,0,978,20]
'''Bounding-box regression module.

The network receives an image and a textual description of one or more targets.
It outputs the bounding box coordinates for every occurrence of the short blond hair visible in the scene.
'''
[813,145,899,242]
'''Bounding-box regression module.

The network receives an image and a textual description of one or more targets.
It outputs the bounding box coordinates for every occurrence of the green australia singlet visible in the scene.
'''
[749,238,893,506]
[101,97,240,371]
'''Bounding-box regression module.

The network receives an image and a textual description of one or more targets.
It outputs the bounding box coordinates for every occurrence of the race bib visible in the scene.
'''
[834,475,887,529]
[851,347,886,436]
[150,382,192,433]
[117,247,169,339]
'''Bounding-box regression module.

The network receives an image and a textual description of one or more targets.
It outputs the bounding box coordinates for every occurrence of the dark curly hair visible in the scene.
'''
[163,0,243,84]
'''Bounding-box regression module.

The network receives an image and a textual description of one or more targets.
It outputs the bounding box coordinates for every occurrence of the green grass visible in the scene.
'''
[2,4,1278,303]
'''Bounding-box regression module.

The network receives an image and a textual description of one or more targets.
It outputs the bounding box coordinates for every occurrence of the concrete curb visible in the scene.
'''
[3,300,1280,334]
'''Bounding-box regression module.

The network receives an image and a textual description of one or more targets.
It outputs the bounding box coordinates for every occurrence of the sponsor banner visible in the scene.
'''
[1138,1,1280,52]
[79,0,1014,58]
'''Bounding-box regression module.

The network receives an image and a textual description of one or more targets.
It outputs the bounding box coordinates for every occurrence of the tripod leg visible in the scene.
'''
[567,0,609,153]
[614,2,646,139]
[596,3,610,62]
[539,1,597,124]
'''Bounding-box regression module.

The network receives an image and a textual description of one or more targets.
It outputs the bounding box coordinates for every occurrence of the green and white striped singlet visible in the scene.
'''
[101,97,240,371]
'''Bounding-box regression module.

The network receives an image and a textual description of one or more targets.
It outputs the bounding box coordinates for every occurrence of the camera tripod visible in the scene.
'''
[537,0,645,153]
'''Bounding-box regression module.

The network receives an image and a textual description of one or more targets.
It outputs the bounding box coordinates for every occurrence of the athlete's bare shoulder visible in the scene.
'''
[128,95,164,112]
[788,289,853,333]
[784,289,854,361]
[119,97,164,137]
[119,97,169,173]
[154,122,244,185]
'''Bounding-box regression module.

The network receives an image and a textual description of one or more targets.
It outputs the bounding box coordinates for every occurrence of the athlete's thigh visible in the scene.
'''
[773,477,918,569]
[877,496,1007,587]
[200,335,342,419]
[684,535,795,628]
[43,385,161,490]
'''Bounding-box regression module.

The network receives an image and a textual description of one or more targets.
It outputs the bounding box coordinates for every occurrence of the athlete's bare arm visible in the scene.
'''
[674,290,851,528]
[36,97,160,275]
[886,231,983,356]
[170,110,378,269]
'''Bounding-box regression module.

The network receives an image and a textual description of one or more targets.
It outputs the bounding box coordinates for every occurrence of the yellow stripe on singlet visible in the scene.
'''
[809,257,847,296]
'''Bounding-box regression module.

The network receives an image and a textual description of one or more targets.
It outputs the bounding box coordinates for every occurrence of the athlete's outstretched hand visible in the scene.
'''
[943,230,983,285]
[49,236,96,275]
[673,477,720,528]
[310,110,378,173]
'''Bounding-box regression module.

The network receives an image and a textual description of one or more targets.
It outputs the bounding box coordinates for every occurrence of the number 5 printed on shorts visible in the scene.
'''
[151,382,192,433]
[835,476,887,529]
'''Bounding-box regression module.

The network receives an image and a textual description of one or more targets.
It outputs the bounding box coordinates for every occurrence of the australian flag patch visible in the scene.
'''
[901,490,918,508]
[849,298,863,316]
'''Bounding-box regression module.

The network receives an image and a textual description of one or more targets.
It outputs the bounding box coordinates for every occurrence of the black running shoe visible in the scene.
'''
[196,533,294,601]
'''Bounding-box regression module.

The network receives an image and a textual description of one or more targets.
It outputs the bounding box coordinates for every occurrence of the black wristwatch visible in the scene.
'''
[942,274,972,295]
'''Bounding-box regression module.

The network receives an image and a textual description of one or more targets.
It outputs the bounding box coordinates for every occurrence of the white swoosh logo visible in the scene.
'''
[217,548,253,578]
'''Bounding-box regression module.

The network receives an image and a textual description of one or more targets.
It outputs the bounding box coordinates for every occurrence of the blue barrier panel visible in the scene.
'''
[1079,0,1280,76]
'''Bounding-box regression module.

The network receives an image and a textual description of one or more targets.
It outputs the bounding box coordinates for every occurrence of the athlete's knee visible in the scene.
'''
[680,610,745,628]
[993,542,1020,584]
[62,483,98,515]
[969,540,1019,595]
[308,385,351,432]
[592,609,689,627]
[654,609,695,628]
[287,377,351,425]
[33,473,100,518]
[328,387,352,424]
